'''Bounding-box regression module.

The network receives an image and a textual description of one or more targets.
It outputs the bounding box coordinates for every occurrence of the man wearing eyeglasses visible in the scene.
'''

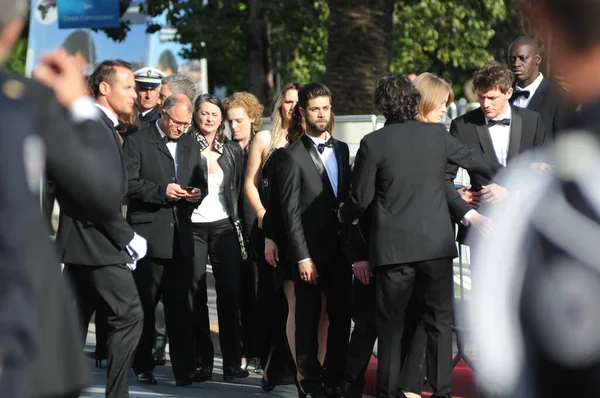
[122,93,208,386]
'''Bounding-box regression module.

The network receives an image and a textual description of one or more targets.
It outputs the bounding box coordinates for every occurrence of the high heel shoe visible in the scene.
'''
[261,377,276,392]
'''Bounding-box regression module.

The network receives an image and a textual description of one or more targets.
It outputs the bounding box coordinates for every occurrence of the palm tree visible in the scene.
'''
[324,0,394,114]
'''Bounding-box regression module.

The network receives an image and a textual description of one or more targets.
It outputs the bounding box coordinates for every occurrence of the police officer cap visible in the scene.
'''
[134,67,166,90]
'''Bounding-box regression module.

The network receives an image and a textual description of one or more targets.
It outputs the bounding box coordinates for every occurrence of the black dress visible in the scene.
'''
[254,147,296,384]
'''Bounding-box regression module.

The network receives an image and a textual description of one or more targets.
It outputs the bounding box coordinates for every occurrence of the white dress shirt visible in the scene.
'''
[306,132,338,197]
[156,121,178,176]
[298,132,339,264]
[513,73,544,109]
[462,106,513,226]
[485,106,512,167]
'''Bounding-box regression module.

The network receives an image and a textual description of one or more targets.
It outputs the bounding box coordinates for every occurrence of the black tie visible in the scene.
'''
[164,135,179,143]
[511,90,530,101]
[317,138,333,154]
[487,118,511,128]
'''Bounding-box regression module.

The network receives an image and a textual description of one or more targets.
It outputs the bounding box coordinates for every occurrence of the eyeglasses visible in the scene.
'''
[165,111,191,129]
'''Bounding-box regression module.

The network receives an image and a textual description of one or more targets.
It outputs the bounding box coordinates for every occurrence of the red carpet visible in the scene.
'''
[363,357,479,398]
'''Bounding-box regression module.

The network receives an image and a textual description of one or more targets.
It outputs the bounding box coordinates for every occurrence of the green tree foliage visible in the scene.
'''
[143,0,329,106]
[7,38,28,76]
[266,0,329,85]
[391,0,507,91]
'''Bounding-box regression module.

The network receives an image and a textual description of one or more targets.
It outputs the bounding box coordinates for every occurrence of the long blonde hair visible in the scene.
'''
[412,73,454,122]
[270,82,303,152]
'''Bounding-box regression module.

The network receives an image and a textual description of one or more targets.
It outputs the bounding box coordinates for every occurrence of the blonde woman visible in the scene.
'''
[244,82,326,392]
[413,72,455,123]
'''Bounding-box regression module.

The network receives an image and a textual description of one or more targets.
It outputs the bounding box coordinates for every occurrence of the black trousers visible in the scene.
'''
[153,298,167,358]
[375,258,454,398]
[132,256,195,379]
[240,221,258,359]
[63,264,143,398]
[343,274,378,398]
[295,255,353,393]
[192,219,243,369]
[344,274,427,398]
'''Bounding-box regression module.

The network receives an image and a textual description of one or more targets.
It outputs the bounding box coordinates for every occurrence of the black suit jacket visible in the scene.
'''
[55,110,135,265]
[514,77,575,138]
[123,125,206,259]
[277,133,351,266]
[446,105,548,220]
[340,120,500,268]
[8,72,132,396]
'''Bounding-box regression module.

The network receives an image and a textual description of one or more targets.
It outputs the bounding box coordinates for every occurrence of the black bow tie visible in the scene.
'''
[164,135,179,143]
[512,90,530,100]
[487,118,511,128]
[317,138,333,154]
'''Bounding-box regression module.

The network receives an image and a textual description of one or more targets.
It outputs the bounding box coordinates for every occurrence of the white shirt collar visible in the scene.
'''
[306,131,331,145]
[141,107,155,117]
[95,103,119,127]
[156,120,169,140]
[516,72,544,94]
[485,105,512,124]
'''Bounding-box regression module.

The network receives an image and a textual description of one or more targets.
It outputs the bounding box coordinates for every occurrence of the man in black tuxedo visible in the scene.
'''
[123,93,206,386]
[59,59,146,398]
[277,83,352,397]
[509,36,575,138]
[447,61,549,231]
[468,1,600,396]
[339,74,501,398]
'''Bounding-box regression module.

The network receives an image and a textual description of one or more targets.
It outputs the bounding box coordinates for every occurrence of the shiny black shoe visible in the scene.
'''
[175,368,199,386]
[223,366,250,382]
[153,356,167,366]
[137,372,158,385]
[261,377,276,392]
[193,366,213,382]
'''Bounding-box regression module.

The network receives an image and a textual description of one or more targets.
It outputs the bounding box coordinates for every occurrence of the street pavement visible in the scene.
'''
[80,266,301,398]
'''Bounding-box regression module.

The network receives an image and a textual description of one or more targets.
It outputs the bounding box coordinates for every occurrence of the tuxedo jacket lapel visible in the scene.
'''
[507,106,522,163]
[525,77,548,111]
[300,134,336,200]
[148,125,174,161]
[175,136,191,180]
[474,110,500,164]
[98,111,127,195]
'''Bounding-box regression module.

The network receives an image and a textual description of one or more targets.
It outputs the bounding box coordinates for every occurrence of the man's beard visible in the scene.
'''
[306,117,330,133]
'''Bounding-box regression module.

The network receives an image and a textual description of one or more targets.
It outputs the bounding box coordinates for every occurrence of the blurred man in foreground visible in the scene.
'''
[470,1,600,396]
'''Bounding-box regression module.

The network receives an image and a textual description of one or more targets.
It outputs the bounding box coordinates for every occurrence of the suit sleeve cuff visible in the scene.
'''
[298,258,311,264]
[461,209,478,226]
[70,97,99,124]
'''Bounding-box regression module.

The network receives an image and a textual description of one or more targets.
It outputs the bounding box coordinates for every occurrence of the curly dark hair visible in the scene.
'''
[472,61,514,94]
[373,74,420,122]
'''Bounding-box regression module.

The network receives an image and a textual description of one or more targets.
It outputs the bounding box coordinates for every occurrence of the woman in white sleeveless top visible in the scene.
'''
[189,94,247,383]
